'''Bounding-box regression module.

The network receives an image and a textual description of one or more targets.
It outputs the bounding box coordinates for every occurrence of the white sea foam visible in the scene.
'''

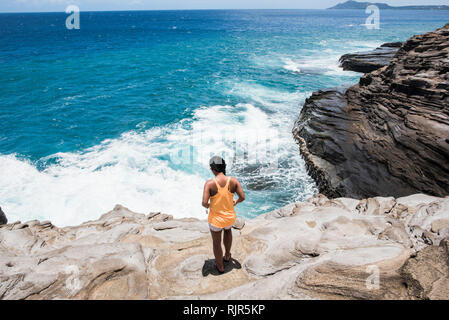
[223,81,318,204]
[254,40,382,77]
[0,130,206,227]
[282,58,302,73]
[282,55,356,76]
[1,92,316,226]
[226,81,308,109]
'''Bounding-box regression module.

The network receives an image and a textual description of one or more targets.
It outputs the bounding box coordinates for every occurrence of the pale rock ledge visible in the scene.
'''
[1,194,448,300]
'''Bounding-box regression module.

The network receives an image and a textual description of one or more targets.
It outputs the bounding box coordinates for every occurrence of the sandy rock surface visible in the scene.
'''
[1,193,448,300]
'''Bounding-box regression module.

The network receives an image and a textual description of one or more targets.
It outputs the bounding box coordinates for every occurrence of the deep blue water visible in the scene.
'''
[1,9,448,226]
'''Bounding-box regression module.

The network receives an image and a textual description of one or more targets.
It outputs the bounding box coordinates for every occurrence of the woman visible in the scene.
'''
[202,156,245,273]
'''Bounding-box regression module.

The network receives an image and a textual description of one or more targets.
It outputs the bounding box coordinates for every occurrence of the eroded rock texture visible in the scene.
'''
[1,193,448,300]
[339,42,402,73]
[293,25,449,199]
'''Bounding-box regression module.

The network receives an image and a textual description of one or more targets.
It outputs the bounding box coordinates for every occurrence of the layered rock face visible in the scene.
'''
[339,42,402,73]
[293,25,449,199]
[1,193,448,300]
[0,207,7,225]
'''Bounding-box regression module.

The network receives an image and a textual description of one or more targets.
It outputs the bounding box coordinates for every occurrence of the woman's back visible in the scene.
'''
[208,176,236,228]
[209,175,238,196]
[202,156,246,273]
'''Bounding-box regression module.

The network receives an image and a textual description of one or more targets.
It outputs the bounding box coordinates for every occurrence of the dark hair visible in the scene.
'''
[209,156,226,175]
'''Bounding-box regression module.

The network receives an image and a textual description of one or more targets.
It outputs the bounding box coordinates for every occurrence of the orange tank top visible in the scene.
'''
[208,177,236,229]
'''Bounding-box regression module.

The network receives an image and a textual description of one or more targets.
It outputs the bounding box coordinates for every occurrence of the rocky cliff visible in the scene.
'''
[1,193,448,300]
[339,42,402,73]
[293,24,449,199]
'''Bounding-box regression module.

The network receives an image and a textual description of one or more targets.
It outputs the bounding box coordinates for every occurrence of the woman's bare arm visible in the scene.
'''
[202,181,211,209]
[233,178,245,206]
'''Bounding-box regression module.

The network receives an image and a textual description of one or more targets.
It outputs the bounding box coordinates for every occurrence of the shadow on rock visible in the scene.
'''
[0,206,7,225]
[202,258,242,276]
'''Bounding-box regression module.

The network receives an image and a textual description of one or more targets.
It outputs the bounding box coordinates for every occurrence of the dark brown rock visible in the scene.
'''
[339,42,402,73]
[293,24,449,199]
[0,207,7,225]
[380,42,404,48]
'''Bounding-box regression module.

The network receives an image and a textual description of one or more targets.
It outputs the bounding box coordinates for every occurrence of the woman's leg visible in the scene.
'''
[223,228,232,261]
[210,230,224,272]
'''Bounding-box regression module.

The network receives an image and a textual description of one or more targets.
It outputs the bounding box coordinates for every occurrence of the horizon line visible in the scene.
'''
[2,5,447,14]
[1,8,331,14]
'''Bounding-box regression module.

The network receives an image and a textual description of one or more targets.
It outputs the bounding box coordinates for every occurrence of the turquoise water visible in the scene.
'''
[1,10,447,226]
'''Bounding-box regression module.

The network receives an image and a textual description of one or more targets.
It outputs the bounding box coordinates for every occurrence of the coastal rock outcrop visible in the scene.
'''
[339,42,402,73]
[293,24,449,199]
[0,207,7,225]
[1,193,448,300]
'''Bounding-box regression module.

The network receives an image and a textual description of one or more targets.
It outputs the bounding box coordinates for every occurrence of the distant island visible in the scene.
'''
[328,0,449,10]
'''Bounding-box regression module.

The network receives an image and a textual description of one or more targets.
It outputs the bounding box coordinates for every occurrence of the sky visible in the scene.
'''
[1,0,448,13]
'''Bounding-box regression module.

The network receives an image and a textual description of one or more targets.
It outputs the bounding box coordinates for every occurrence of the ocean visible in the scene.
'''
[0,9,447,226]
